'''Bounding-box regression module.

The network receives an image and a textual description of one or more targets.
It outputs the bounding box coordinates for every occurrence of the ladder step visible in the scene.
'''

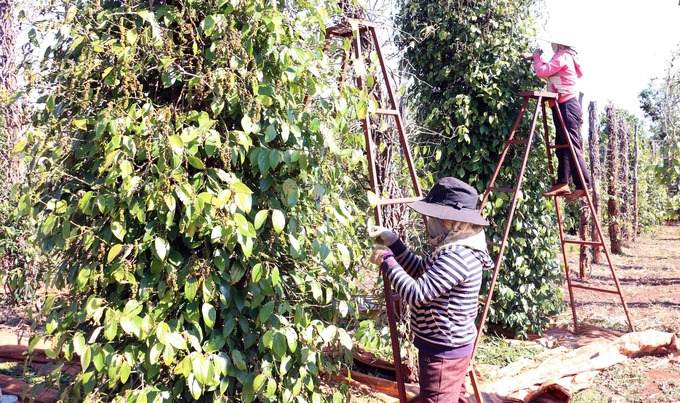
[377,196,423,206]
[549,144,570,149]
[507,139,529,145]
[570,284,621,295]
[326,25,356,38]
[391,293,401,302]
[488,186,516,193]
[563,239,604,246]
[519,90,558,100]
[326,21,378,38]
[486,241,502,248]
[376,108,400,116]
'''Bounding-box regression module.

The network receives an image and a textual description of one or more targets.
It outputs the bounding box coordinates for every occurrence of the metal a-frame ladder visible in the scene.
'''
[326,20,423,403]
[467,91,635,402]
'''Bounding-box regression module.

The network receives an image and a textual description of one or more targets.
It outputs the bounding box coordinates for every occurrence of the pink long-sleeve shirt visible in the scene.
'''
[533,49,583,104]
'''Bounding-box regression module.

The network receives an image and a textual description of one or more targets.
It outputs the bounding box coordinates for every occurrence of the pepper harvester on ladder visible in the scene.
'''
[467,90,635,403]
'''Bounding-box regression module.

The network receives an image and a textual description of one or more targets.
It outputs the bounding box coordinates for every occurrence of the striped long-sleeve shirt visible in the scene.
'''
[384,239,494,350]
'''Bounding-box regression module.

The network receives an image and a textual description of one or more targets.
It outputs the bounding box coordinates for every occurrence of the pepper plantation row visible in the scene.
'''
[1,0,678,402]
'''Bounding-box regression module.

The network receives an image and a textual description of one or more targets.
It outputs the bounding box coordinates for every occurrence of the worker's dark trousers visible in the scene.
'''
[551,98,592,190]
[418,351,470,403]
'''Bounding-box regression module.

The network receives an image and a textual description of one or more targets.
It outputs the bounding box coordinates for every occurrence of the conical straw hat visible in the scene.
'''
[538,29,578,49]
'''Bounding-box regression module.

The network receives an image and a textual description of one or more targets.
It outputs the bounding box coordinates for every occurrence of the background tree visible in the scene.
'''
[633,134,674,230]
[618,111,631,242]
[617,113,634,243]
[593,102,672,247]
[0,0,24,183]
[605,102,622,254]
[395,0,563,337]
[587,101,602,263]
[17,0,375,400]
[0,0,50,311]
[639,45,680,198]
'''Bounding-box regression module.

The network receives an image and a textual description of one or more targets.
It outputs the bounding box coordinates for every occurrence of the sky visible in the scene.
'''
[15,0,680,122]
[540,0,680,119]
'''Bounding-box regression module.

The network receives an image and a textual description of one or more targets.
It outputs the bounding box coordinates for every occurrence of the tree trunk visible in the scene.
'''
[618,116,630,243]
[0,0,25,183]
[606,103,622,254]
[578,196,590,278]
[633,123,639,240]
[587,102,602,263]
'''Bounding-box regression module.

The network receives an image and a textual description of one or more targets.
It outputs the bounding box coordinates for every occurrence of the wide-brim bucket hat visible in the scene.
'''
[409,177,489,226]
[538,30,578,49]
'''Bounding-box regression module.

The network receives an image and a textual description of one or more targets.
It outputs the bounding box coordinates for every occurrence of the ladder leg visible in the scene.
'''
[548,103,580,333]
[343,22,423,403]
[480,97,530,207]
[471,93,547,401]
[554,195,580,334]
[552,104,635,333]
[469,367,484,403]
[368,25,422,402]
[362,26,409,401]
[369,27,421,196]
[592,217,636,332]
[383,270,408,402]
[473,96,543,355]
[540,101,557,185]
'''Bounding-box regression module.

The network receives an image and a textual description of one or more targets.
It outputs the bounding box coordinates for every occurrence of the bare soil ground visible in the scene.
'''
[560,223,680,334]
[561,223,680,402]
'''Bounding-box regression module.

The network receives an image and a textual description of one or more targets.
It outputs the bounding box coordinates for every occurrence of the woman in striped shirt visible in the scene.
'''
[370,177,494,403]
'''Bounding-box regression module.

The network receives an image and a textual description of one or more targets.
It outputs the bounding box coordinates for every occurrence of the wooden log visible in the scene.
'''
[334,369,420,401]
[354,349,396,372]
[0,373,59,403]
[0,346,51,364]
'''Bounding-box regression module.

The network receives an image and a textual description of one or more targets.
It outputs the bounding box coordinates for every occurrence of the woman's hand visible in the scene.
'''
[368,226,399,246]
[369,245,391,265]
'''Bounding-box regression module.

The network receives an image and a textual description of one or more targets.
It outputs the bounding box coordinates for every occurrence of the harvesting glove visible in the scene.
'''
[368,226,399,247]
[369,245,392,265]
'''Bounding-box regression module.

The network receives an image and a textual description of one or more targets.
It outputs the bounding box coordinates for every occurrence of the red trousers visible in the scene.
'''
[418,351,470,403]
